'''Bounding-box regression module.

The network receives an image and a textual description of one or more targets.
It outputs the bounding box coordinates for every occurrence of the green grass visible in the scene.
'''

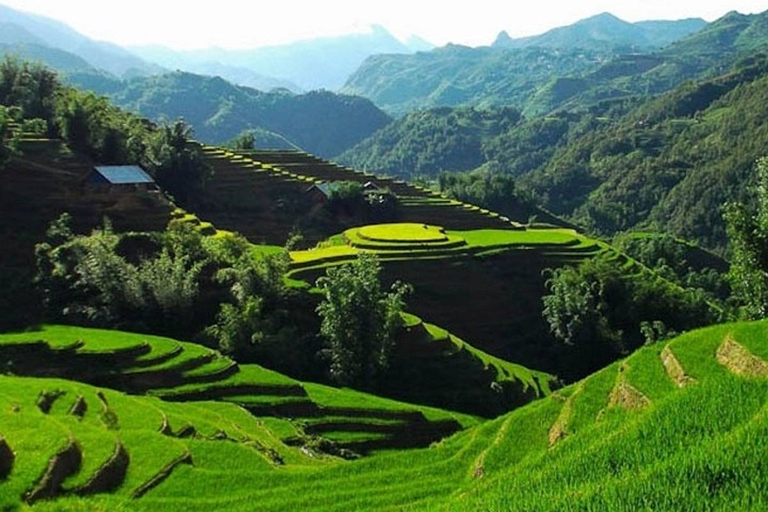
[0,324,155,352]
[4,321,767,510]
[357,223,451,243]
[288,224,595,273]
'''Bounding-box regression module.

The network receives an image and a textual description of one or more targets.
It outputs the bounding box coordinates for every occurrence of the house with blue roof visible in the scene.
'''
[86,165,156,187]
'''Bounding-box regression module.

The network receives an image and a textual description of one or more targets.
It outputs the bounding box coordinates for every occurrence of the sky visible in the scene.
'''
[2,0,767,50]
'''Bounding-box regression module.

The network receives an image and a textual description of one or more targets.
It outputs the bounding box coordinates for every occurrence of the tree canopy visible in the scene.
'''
[315,253,411,389]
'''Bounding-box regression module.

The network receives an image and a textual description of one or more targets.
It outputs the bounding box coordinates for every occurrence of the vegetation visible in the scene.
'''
[338,106,521,179]
[1,318,767,509]
[316,253,411,389]
[724,157,768,319]
[542,255,720,377]
[2,29,768,509]
[35,218,291,355]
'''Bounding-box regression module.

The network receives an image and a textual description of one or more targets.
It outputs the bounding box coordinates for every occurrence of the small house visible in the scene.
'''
[86,165,157,190]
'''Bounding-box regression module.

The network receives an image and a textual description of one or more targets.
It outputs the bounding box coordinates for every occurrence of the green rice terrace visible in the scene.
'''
[289,221,608,374]
[2,319,766,510]
[1,135,758,510]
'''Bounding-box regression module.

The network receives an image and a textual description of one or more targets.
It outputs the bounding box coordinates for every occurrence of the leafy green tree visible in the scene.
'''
[226,130,256,150]
[0,57,60,127]
[438,165,517,211]
[723,157,768,319]
[148,119,211,206]
[315,253,411,388]
[543,255,718,378]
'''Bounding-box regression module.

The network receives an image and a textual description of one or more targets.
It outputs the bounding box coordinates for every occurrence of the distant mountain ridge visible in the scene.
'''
[343,10,768,116]
[0,4,162,77]
[130,25,434,92]
[494,13,706,51]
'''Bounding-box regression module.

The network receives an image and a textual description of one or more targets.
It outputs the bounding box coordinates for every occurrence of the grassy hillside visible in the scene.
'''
[2,319,765,510]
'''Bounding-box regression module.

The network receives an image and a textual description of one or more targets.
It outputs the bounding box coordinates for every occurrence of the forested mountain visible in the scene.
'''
[337,106,522,177]
[342,10,768,116]
[493,13,705,52]
[339,52,768,252]
[96,71,392,158]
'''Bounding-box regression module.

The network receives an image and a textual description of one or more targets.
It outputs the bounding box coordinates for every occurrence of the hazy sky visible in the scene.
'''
[2,0,767,49]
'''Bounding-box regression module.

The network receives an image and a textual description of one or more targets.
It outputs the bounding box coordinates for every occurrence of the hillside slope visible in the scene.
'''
[100,72,392,157]
[2,319,765,509]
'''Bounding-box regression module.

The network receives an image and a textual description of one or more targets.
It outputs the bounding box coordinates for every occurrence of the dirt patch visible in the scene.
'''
[68,395,88,419]
[661,346,695,388]
[472,459,485,479]
[607,380,650,411]
[716,335,768,378]
[131,450,193,498]
[548,391,576,447]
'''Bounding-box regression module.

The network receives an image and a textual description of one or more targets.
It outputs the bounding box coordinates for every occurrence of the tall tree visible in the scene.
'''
[315,253,411,389]
[148,119,211,206]
[723,157,768,319]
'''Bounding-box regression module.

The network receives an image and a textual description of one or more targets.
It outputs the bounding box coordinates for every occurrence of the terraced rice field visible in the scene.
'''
[3,320,765,510]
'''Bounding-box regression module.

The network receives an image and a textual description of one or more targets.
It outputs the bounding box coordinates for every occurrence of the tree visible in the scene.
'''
[315,253,411,389]
[723,157,768,319]
[543,255,718,378]
[148,119,211,206]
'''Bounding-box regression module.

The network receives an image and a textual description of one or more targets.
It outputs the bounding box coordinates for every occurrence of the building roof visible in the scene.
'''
[91,165,154,185]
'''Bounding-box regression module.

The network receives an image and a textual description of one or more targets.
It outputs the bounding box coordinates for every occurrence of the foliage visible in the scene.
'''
[225,129,256,150]
[0,56,59,131]
[337,106,521,180]
[35,217,290,351]
[146,119,211,206]
[315,253,411,388]
[438,165,517,212]
[542,255,719,377]
[612,232,731,302]
[723,157,768,319]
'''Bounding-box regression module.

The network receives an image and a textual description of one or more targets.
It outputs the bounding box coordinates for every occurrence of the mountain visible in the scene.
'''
[131,25,433,92]
[493,13,706,51]
[342,44,608,116]
[103,71,391,157]
[0,4,162,78]
[127,44,303,93]
[338,47,768,252]
[343,10,768,117]
[0,42,99,73]
[337,106,523,178]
